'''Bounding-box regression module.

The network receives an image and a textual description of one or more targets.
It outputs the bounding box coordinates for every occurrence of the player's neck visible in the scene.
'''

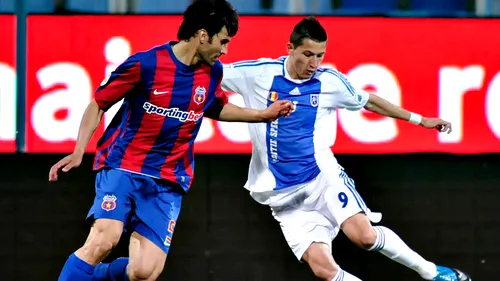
[172,41,200,66]
[285,58,301,80]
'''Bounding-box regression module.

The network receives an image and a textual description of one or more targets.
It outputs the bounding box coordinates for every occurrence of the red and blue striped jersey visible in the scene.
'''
[92,41,228,192]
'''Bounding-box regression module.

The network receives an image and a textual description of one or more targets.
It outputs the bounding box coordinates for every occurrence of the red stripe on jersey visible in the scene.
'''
[119,50,175,173]
[159,65,212,182]
[95,60,141,111]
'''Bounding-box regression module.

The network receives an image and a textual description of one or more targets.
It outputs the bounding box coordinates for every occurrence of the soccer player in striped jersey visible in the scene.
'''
[221,17,471,281]
[48,1,293,281]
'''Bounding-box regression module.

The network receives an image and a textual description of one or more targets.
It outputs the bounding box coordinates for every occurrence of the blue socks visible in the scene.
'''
[58,254,130,281]
[58,253,95,281]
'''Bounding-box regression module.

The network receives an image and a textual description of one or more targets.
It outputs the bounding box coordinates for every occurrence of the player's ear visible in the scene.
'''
[198,29,209,44]
[286,42,294,55]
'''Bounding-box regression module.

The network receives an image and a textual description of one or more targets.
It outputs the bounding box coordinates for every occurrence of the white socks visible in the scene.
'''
[370,226,437,280]
[331,268,362,281]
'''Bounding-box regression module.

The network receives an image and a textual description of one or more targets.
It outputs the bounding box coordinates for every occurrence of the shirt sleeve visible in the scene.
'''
[204,77,229,120]
[221,59,272,96]
[204,62,229,120]
[94,54,141,111]
[321,69,369,111]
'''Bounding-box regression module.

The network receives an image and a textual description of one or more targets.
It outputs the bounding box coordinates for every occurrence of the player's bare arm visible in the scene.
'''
[216,101,294,122]
[364,93,452,133]
[48,100,104,181]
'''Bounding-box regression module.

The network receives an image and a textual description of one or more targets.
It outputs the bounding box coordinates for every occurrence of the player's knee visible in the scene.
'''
[342,213,378,250]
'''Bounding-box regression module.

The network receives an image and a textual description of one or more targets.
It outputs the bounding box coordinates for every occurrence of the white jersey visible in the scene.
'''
[222,56,369,193]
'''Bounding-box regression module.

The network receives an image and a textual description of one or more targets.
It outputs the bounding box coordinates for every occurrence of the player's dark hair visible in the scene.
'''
[177,0,239,41]
[289,16,327,48]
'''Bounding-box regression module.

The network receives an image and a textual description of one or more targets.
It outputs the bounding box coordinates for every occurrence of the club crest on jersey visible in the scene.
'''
[101,195,117,211]
[310,94,319,107]
[194,86,206,105]
[268,91,278,102]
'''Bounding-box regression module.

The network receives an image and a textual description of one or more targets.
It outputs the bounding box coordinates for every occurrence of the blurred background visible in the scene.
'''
[1,0,499,280]
[1,0,500,15]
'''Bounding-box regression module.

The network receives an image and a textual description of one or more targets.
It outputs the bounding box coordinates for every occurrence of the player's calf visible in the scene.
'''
[75,218,123,265]
[128,263,163,281]
[127,232,166,281]
[342,213,442,280]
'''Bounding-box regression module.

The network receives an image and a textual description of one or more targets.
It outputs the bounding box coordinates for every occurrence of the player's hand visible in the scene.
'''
[420,117,452,134]
[262,100,295,122]
[48,153,83,182]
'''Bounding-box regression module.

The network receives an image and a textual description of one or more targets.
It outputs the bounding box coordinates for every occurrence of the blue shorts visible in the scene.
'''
[86,168,183,254]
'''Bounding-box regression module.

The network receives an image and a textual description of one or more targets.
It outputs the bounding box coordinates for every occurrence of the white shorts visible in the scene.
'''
[250,167,380,261]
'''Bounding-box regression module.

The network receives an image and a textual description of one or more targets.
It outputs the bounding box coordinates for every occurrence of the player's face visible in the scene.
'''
[287,38,326,79]
[199,26,231,66]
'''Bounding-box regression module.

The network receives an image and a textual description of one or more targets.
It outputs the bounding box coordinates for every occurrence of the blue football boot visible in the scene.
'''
[432,265,472,281]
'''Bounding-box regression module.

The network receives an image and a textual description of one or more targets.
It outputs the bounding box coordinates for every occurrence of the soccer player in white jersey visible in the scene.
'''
[221,17,471,281]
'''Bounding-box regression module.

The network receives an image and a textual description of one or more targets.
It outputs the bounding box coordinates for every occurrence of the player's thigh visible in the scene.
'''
[128,231,166,281]
[130,178,183,258]
[84,218,124,246]
[86,168,136,225]
[78,219,124,261]
[271,204,337,261]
